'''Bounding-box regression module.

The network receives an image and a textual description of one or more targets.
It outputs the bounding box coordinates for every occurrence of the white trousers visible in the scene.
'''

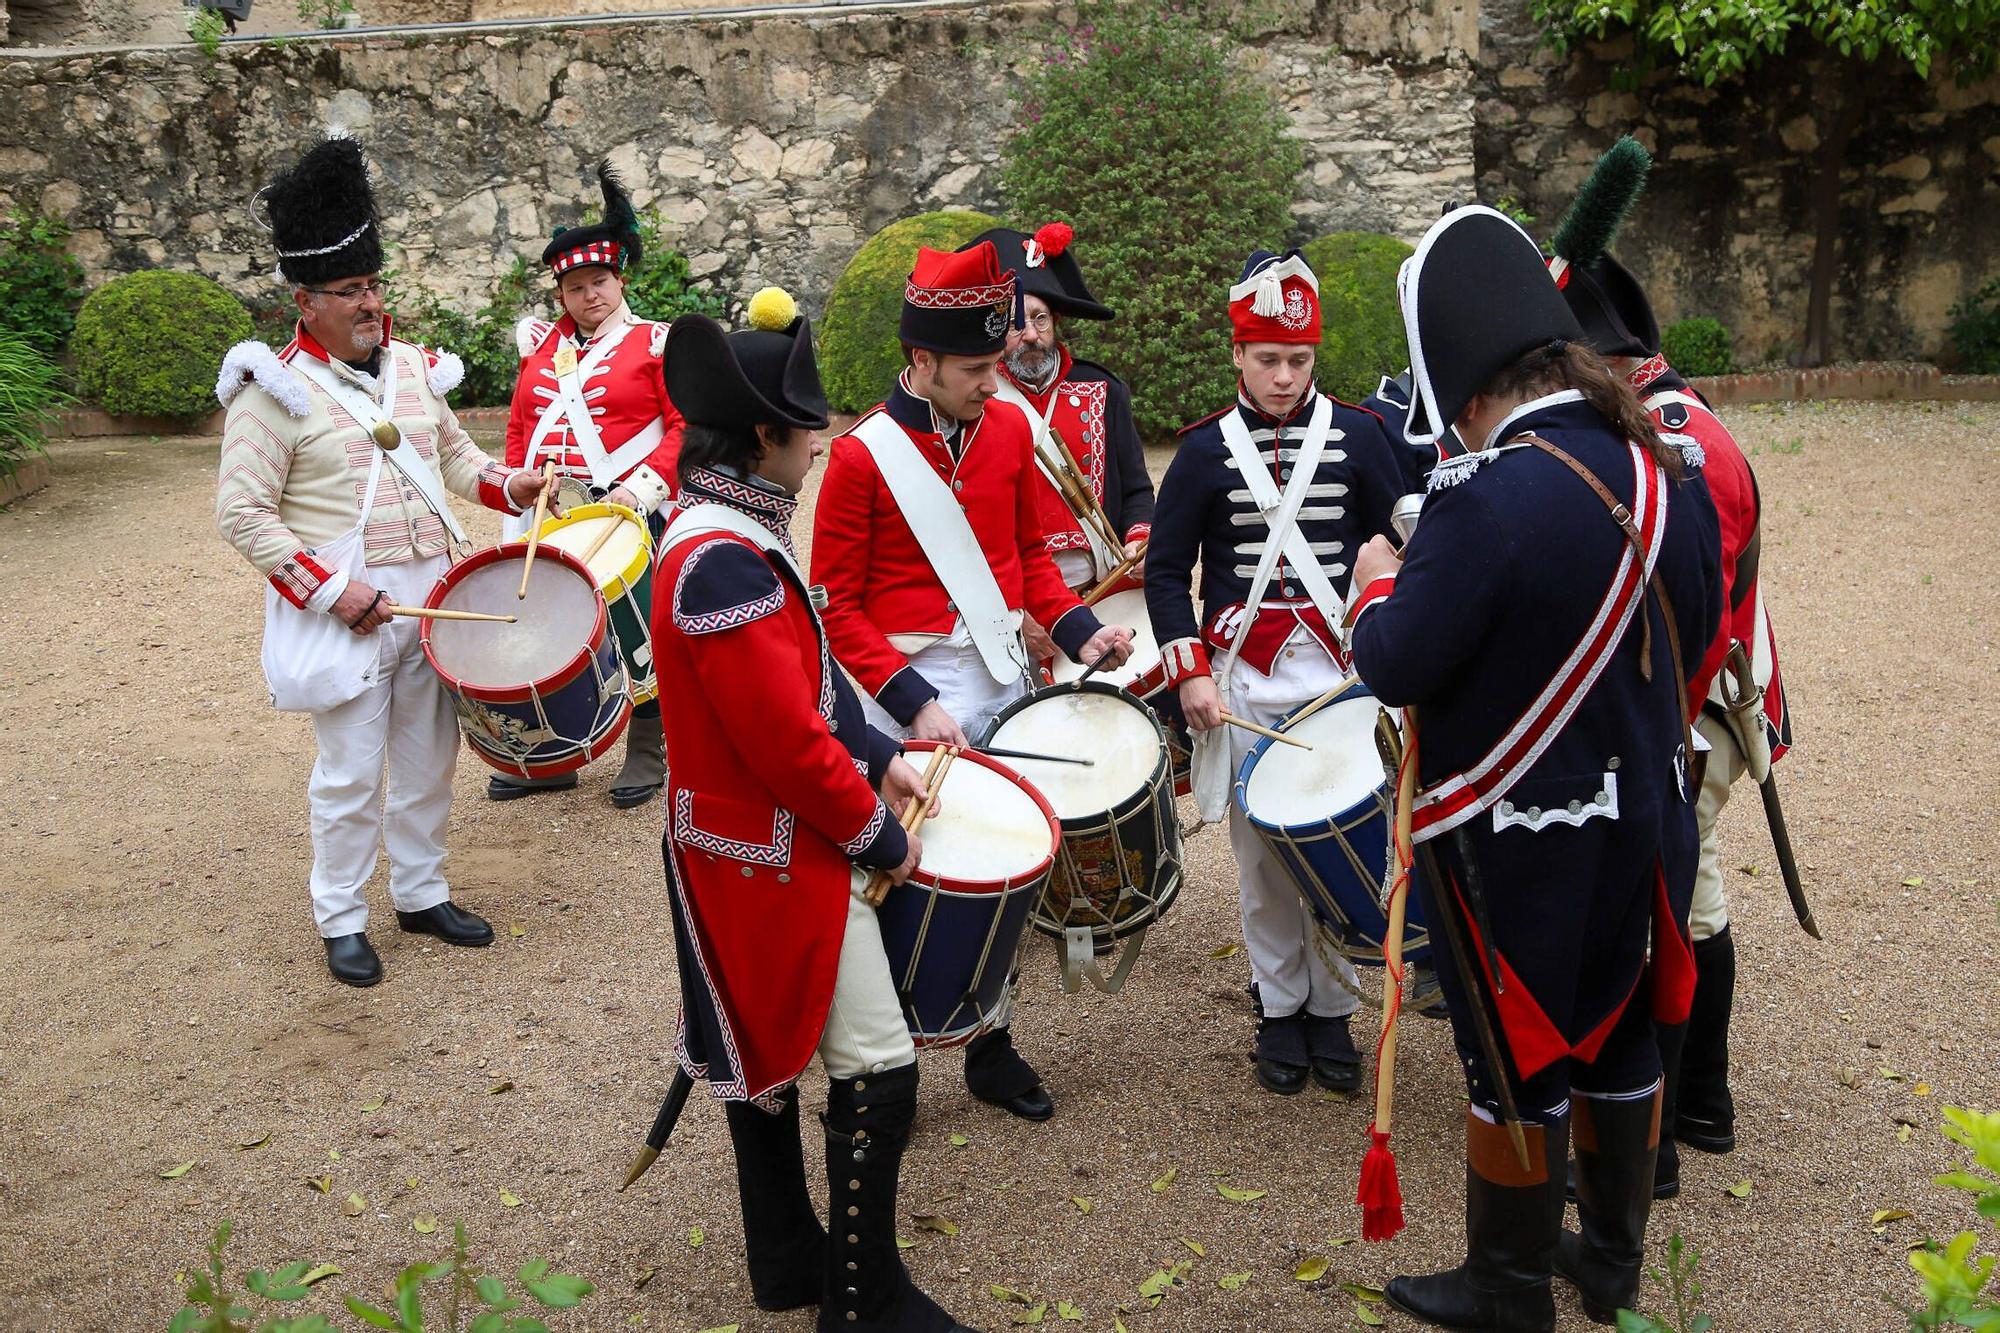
[1691,710,1746,943]
[306,555,458,938]
[818,888,920,1079]
[860,637,1031,744]
[1224,638,1361,1019]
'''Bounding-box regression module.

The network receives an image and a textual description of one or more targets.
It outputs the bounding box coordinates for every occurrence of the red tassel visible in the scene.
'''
[1033,221,1074,258]
[1357,1125,1406,1242]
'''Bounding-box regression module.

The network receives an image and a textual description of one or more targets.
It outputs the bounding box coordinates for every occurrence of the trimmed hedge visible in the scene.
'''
[819,211,1000,413]
[1660,317,1735,378]
[75,272,252,420]
[1300,232,1413,403]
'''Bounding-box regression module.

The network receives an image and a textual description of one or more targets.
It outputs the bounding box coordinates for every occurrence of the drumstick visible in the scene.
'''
[517,460,556,599]
[1284,675,1361,730]
[1219,712,1313,750]
[1082,539,1148,607]
[862,745,955,908]
[1045,425,1125,555]
[388,605,518,623]
[977,745,1094,767]
[575,514,622,568]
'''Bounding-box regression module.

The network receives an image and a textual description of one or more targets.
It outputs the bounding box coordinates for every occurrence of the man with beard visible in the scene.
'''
[215,135,555,987]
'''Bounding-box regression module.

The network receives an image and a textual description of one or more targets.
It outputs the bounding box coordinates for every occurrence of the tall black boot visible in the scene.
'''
[1676,927,1738,1152]
[1385,1110,1566,1332]
[820,1063,975,1333]
[1651,1022,1685,1199]
[1556,1087,1663,1324]
[722,1085,824,1312]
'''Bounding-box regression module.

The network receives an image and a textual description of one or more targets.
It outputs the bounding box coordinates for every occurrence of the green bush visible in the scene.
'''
[1300,232,1413,403]
[0,209,87,358]
[0,330,73,481]
[1946,276,2000,374]
[1660,317,1735,379]
[623,212,728,325]
[1903,1105,2000,1331]
[1002,2,1303,439]
[819,210,1001,413]
[73,271,252,420]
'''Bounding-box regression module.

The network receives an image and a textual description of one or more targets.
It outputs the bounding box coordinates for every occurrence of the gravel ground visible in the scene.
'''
[0,400,1994,1332]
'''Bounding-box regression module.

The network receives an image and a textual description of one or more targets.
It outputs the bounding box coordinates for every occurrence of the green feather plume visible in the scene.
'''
[1551,136,1652,264]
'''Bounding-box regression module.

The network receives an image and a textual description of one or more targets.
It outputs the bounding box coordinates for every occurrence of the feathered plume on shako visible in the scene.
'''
[263,134,384,287]
[1547,136,1659,359]
[965,222,1116,321]
[543,162,643,277]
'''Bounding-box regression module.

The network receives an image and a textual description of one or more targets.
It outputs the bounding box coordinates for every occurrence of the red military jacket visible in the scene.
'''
[504,303,685,515]
[1634,357,1791,760]
[997,348,1155,570]
[654,467,907,1106]
[811,373,1103,724]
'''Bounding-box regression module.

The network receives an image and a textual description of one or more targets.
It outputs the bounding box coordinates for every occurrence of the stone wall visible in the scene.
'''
[1475,0,2000,364]
[0,0,1478,324]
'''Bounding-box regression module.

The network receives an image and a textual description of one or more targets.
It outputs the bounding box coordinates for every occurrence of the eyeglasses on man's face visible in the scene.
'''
[1023,311,1055,332]
[306,279,389,304]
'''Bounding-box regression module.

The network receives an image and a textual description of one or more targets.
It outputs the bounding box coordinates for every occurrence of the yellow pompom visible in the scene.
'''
[747,286,797,332]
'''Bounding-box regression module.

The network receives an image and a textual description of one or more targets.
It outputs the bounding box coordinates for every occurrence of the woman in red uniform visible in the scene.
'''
[652,289,974,1333]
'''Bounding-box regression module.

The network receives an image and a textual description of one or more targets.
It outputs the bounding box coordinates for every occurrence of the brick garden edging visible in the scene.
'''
[1693,363,2000,406]
[1,455,51,506]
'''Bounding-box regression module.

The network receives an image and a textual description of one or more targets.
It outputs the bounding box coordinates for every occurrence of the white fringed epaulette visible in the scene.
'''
[648,320,669,358]
[1427,440,1536,493]
[1660,431,1706,472]
[425,348,464,399]
[515,316,556,359]
[215,340,311,417]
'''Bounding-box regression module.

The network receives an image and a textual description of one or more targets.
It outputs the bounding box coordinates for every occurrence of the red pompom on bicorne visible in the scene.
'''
[1033,222,1074,258]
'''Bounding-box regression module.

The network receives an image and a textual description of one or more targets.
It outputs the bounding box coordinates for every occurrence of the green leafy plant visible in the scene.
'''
[298,0,358,30]
[186,7,227,56]
[168,1221,336,1333]
[1947,277,2000,375]
[1002,1,1303,439]
[0,329,74,483]
[0,209,87,358]
[1493,195,1537,228]
[818,210,1000,413]
[1299,232,1413,403]
[1660,317,1736,379]
[1904,1105,2000,1330]
[622,212,727,326]
[1616,1232,1714,1332]
[72,271,252,421]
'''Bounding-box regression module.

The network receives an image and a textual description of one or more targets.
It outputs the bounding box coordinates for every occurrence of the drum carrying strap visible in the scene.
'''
[849,410,1029,687]
[527,318,665,488]
[990,375,1122,577]
[291,346,470,547]
[1062,925,1148,996]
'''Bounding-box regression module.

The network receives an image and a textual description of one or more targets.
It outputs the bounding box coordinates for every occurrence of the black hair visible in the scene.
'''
[1477,340,1682,479]
[676,420,767,487]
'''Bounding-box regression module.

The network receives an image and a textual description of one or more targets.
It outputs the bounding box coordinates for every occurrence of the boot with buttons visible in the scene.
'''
[723,1084,825,1312]
[819,1062,976,1333]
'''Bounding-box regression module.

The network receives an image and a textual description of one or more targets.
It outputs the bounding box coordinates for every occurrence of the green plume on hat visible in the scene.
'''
[1551,136,1652,264]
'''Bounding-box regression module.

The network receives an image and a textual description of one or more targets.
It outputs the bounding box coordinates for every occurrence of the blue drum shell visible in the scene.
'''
[875,873,1043,1047]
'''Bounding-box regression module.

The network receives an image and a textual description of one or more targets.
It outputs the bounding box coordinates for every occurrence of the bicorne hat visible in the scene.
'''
[1229,250,1321,345]
[967,223,1114,321]
[543,162,642,278]
[1397,206,1583,447]
[264,135,384,287]
[898,241,1019,357]
[665,288,829,432]
[1547,136,1659,359]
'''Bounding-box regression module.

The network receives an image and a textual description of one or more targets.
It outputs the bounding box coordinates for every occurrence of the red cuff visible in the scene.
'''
[1160,636,1211,687]
[1344,574,1397,630]
[1124,522,1152,546]
[268,551,333,610]
[480,462,524,514]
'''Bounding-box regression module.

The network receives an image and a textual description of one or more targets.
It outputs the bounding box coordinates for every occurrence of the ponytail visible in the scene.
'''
[1477,340,1681,478]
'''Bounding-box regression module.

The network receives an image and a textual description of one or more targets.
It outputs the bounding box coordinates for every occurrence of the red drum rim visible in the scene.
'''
[420,542,611,704]
[903,739,1060,895]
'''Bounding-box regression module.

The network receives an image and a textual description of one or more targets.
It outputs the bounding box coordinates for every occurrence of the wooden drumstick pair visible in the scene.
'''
[1081,537,1149,608]
[861,745,956,908]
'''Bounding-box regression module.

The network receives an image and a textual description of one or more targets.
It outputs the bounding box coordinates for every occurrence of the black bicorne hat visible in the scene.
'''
[1398,205,1583,447]
[1548,136,1659,358]
[966,224,1114,321]
[542,162,643,277]
[264,135,383,286]
[665,297,829,432]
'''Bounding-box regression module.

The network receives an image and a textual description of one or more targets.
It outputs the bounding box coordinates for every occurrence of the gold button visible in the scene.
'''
[846,1205,858,1217]
[849,1179,860,1191]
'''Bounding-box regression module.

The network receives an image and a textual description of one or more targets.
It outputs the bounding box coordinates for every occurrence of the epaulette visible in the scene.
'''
[397,337,464,399]
[1659,431,1707,473]
[671,537,785,635]
[215,340,311,417]
[515,316,557,359]
[1176,404,1232,437]
[1425,442,1533,492]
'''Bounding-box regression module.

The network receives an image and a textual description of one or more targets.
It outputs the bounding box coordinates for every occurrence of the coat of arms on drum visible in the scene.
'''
[1050,833,1148,927]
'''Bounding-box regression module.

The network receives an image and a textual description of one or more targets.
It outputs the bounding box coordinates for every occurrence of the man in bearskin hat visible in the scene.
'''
[1345,204,1720,1329]
[491,163,686,809]
[810,240,1133,1122]
[1144,250,1407,1097]
[972,223,1153,599]
[1548,137,1795,1198]
[215,135,556,987]
[651,289,974,1332]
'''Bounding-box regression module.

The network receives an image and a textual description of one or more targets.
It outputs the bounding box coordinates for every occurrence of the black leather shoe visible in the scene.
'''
[965,1027,1054,1121]
[325,932,381,987]
[486,773,578,801]
[1307,1014,1363,1093]
[395,901,494,947]
[1255,1056,1309,1096]
[1254,1012,1310,1095]
[986,1085,1054,1122]
[608,782,661,810]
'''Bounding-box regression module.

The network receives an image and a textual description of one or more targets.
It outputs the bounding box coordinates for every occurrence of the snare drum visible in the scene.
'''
[1047,588,1192,796]
[422,543,633,780]
[1234,685,1431,966]
[982,683,1182,990]
[536,502,659,705]
[873,743,1055,1047]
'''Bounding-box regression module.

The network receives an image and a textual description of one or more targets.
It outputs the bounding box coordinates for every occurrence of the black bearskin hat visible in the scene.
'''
[264,135,384,287]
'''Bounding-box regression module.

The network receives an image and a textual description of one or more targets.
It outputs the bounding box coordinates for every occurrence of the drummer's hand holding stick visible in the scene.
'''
[331,578,392,636]
[504,462,563,517]
[1178,675,1312,750]
[516,460,558,599]
[911,700,969,748]
[863,745,956,907]
[1077,624,1135,674]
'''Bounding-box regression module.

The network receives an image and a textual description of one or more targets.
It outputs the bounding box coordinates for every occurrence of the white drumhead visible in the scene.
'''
[1048,589,1160,688]
[430,557,598,686]
[919,756,1052,882]
[543,515,645,584]
[1242,695,1388,827]
[986,690,1159,816]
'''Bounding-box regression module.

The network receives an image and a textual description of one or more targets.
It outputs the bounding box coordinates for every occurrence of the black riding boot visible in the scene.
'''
[1556,1087,1663,1324]
[1651,1021,1685,1198]
[1676,927,1738,1152]
[722,1085,824,1312]
[820,1063,975,1333]
[1385,1110,1566,1332]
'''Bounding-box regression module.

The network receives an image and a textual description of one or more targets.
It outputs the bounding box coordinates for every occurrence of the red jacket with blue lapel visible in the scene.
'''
[999,348,1155,563]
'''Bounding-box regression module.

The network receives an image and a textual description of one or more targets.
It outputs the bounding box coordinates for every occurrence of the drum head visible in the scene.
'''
[918,752,1054,885]
[543,510,647,587]
[430,554,600,687]
[987,688,1161,817]
[1048,589,1159,688]
[1242,695,1388,827]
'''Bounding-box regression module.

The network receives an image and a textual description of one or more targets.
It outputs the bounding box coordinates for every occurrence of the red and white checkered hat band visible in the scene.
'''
[903,278,1015,309]
[550,241,625,275]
